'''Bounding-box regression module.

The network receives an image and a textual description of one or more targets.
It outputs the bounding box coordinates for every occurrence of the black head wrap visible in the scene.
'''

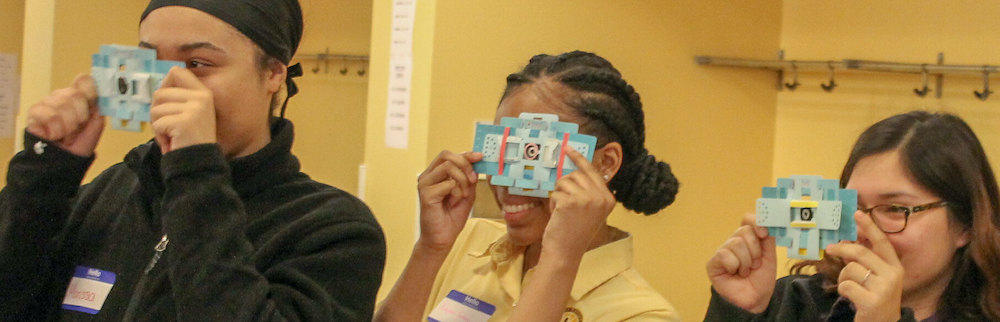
[141,0,304,118]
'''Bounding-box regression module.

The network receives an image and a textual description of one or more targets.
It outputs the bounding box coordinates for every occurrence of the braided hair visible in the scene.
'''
[501,51,680,215]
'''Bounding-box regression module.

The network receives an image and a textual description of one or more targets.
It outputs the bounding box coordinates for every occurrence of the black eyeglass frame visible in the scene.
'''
[858,201,949,233]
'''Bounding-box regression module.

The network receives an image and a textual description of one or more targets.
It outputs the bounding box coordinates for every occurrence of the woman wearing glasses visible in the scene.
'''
[704,111,1000,321]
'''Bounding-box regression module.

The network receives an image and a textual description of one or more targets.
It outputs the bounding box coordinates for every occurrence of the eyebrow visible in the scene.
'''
[138,41,226,54]
[877,191,919,200]
[859,191,920,207]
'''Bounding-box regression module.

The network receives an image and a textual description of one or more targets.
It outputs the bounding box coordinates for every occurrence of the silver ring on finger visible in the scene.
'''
[861,269,872,286]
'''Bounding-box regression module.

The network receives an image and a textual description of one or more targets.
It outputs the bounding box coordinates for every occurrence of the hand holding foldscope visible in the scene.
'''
[91,44,184,132]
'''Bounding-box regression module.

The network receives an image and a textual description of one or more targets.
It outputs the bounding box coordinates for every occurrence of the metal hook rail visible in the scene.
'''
[694,53,1000,99]
[295,48,370,76]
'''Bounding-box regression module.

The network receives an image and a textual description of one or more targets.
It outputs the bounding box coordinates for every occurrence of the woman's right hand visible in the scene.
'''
[415,150,483,252]
[706,213,777,313]
[26,74,105,157]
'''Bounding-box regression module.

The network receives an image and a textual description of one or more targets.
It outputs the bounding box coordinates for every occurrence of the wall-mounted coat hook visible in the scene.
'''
[820,61,837,92]
[322,48,331,74]
[913,64,931,97]
[295,51,370,77]
[974,67,992,101]
[784,61,801,91]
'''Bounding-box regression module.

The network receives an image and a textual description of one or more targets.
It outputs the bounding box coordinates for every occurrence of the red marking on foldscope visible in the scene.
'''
[497,127,511,175]
[556,132,570,179]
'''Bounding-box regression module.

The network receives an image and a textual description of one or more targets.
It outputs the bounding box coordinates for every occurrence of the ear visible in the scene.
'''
[592,142,623,182]
[954,228,971,249]
[265,60,287,94]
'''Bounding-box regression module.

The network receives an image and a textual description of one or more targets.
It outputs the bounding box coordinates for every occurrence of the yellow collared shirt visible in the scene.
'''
[424,218,680,321]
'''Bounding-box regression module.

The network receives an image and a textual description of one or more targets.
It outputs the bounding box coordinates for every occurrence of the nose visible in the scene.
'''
[852,210,871,244]
[854,207,868,238]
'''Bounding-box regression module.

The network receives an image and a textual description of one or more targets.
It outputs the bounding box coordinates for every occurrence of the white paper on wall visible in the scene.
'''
[385,0,416,149]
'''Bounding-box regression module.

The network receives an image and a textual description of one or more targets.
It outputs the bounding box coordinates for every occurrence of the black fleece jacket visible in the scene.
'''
[0,120,386,321]
[705,274,917,322]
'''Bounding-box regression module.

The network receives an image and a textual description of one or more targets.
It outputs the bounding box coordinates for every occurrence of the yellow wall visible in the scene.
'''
[15,0,370,194]
[0,0,24,55]
[775,1,1000,181]
[366,1,784,319]
[363,0,438,305]
[288,0,372,195]
[0,0,24,185]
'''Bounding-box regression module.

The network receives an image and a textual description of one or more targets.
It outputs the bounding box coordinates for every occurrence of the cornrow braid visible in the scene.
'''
[500,51,680,215]
[560,69,643,146]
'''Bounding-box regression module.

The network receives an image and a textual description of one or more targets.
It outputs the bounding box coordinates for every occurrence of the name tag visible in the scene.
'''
[428,290,495,322]
[62,266,116,314]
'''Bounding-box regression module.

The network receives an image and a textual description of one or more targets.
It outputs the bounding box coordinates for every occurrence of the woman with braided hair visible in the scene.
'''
[375,51,681,321]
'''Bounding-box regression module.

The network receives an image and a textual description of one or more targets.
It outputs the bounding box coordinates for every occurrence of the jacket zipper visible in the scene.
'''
[144,235,169,274]
[122,234,169,321]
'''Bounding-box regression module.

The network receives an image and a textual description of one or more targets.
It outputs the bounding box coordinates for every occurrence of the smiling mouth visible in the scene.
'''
[503,202,540,214]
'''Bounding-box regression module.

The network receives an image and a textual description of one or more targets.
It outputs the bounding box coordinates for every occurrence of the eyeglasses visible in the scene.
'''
[858,201,949,233]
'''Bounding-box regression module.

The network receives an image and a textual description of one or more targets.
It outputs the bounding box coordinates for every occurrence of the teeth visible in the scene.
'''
[503,203,538,214]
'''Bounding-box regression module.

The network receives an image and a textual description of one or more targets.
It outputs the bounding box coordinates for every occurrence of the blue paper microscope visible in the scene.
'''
[91,45,184,131]
[756,175,858,260]
[472,113,597,198]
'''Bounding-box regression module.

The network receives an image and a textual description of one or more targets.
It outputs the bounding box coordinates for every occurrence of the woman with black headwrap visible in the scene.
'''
[0,1,386,320]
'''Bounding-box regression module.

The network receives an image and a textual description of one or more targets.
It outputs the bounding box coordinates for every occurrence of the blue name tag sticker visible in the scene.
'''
[61,266,117,315]
[428,290,496,322]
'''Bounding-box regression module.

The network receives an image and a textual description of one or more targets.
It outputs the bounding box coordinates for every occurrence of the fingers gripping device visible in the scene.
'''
[92,45,184,132]
[472,113,597,198]
[756,175,858,260]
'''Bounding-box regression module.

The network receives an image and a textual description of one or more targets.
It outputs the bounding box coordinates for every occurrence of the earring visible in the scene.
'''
[602,174,610,181]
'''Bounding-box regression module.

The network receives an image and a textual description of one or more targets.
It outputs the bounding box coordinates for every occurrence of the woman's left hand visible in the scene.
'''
[150,67,217,154]
[826,212,904,322]
[506,149,615,322]
[542,149,616,259]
